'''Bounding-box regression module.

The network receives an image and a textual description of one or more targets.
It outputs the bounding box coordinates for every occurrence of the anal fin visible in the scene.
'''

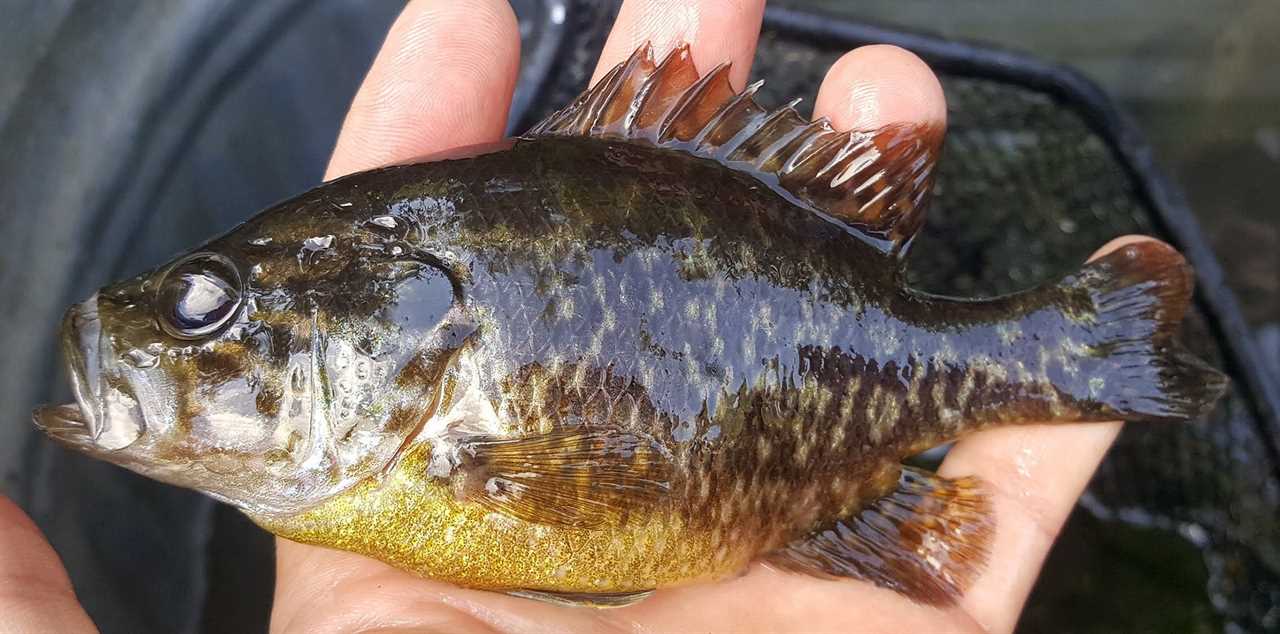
[765,466,992,605]
[507,588,655,609]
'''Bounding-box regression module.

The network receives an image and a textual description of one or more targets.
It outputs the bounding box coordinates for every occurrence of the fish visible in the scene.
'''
[34,43,1227,607]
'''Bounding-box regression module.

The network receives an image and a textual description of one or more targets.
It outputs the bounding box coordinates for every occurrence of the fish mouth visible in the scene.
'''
[33,294,139,450]
[32,403,92,445]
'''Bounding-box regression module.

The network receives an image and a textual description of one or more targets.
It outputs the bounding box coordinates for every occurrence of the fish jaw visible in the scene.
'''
[34,294,145,453]
[32,402,93,447]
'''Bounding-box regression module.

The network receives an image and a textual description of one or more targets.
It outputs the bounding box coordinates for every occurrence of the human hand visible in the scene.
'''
[0,2,1154,632]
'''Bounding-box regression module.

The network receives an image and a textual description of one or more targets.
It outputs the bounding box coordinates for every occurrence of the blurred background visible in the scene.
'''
[0,1,1276,632]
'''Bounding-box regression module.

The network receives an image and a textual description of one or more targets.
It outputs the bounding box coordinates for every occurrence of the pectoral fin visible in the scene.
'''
[456,428,672,529]
[765,466,992,605]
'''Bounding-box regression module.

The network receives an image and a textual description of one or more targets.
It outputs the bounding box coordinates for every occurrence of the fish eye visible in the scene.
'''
[156,253,243,340]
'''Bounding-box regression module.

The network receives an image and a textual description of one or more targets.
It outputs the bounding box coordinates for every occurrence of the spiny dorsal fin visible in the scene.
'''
[528,43,943,257]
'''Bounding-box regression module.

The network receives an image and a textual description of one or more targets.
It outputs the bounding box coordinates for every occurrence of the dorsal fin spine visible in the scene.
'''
[527,43,942,257]
[785,133,847,185]
[730,103,803,165]
[627,67,663,131]
[591,48,650,135]
[721,104,792,161]
[691,80,762,150]
[838,149,879,189]
[656,62,731,144]
[574,63,621,132]
[632,46,691,132]
[752,118,813,171]
[777,125,837,175]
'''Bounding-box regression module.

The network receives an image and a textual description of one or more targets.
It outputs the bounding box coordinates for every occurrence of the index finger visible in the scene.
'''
[592,0,766,89]
[323,0,520,180]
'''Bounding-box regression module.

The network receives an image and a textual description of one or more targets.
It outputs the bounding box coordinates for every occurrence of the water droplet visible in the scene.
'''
[249,237,272,246]
[389,245,403,256]
[298,235,336,269]
[146,342,164,355]
[303,235,334,251]
[249,263,263,279]
[291,365,306,391]
[124,348,158,369]
[370,215,397,229]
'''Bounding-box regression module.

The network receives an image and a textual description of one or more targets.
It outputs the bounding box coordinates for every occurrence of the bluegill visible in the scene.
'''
[34,44,1226,607]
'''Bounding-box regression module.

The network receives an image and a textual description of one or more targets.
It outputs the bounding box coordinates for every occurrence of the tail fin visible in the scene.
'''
[1062,241,1227,422]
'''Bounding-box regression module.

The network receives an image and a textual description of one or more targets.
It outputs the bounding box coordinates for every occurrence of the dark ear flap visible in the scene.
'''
[529,43,942,258]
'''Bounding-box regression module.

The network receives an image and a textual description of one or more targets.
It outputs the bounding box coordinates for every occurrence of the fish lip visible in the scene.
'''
[37,295,105,444]
[32,403,92,445]
[42,294,149,452]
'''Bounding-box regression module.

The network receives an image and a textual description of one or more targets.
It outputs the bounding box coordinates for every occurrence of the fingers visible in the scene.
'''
[324,0,520,180]
[938,235,1161,634]
[813,44,947,131]
[0,496,97,633]
[592,0,766,89]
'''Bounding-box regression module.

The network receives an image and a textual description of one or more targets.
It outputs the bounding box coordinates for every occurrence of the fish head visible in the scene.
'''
[34,200,474,516]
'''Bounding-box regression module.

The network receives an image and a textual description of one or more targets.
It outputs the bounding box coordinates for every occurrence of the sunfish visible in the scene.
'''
[35,44,1226,607]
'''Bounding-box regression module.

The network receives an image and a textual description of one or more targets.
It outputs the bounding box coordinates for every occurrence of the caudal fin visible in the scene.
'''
[1063,241,1227,422]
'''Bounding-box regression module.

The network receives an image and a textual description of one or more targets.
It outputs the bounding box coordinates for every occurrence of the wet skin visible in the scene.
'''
[122,135,1195,595]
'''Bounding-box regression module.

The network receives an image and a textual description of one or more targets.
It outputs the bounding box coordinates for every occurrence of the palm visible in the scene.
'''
[273,540,992,633]
[270,2,1133,633]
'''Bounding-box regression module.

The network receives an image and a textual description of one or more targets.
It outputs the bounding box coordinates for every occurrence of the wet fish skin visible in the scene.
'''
[251,136,1219,597]
[34,44,1227,606]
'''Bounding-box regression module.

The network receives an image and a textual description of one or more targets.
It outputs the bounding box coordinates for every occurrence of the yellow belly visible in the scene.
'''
[252,442,746,593]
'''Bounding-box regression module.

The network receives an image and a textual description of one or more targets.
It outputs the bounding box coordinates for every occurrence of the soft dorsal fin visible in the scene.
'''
[528,43,943,257]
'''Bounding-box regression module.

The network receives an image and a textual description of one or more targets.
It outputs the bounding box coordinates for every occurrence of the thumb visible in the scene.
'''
[0,495,97,633]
